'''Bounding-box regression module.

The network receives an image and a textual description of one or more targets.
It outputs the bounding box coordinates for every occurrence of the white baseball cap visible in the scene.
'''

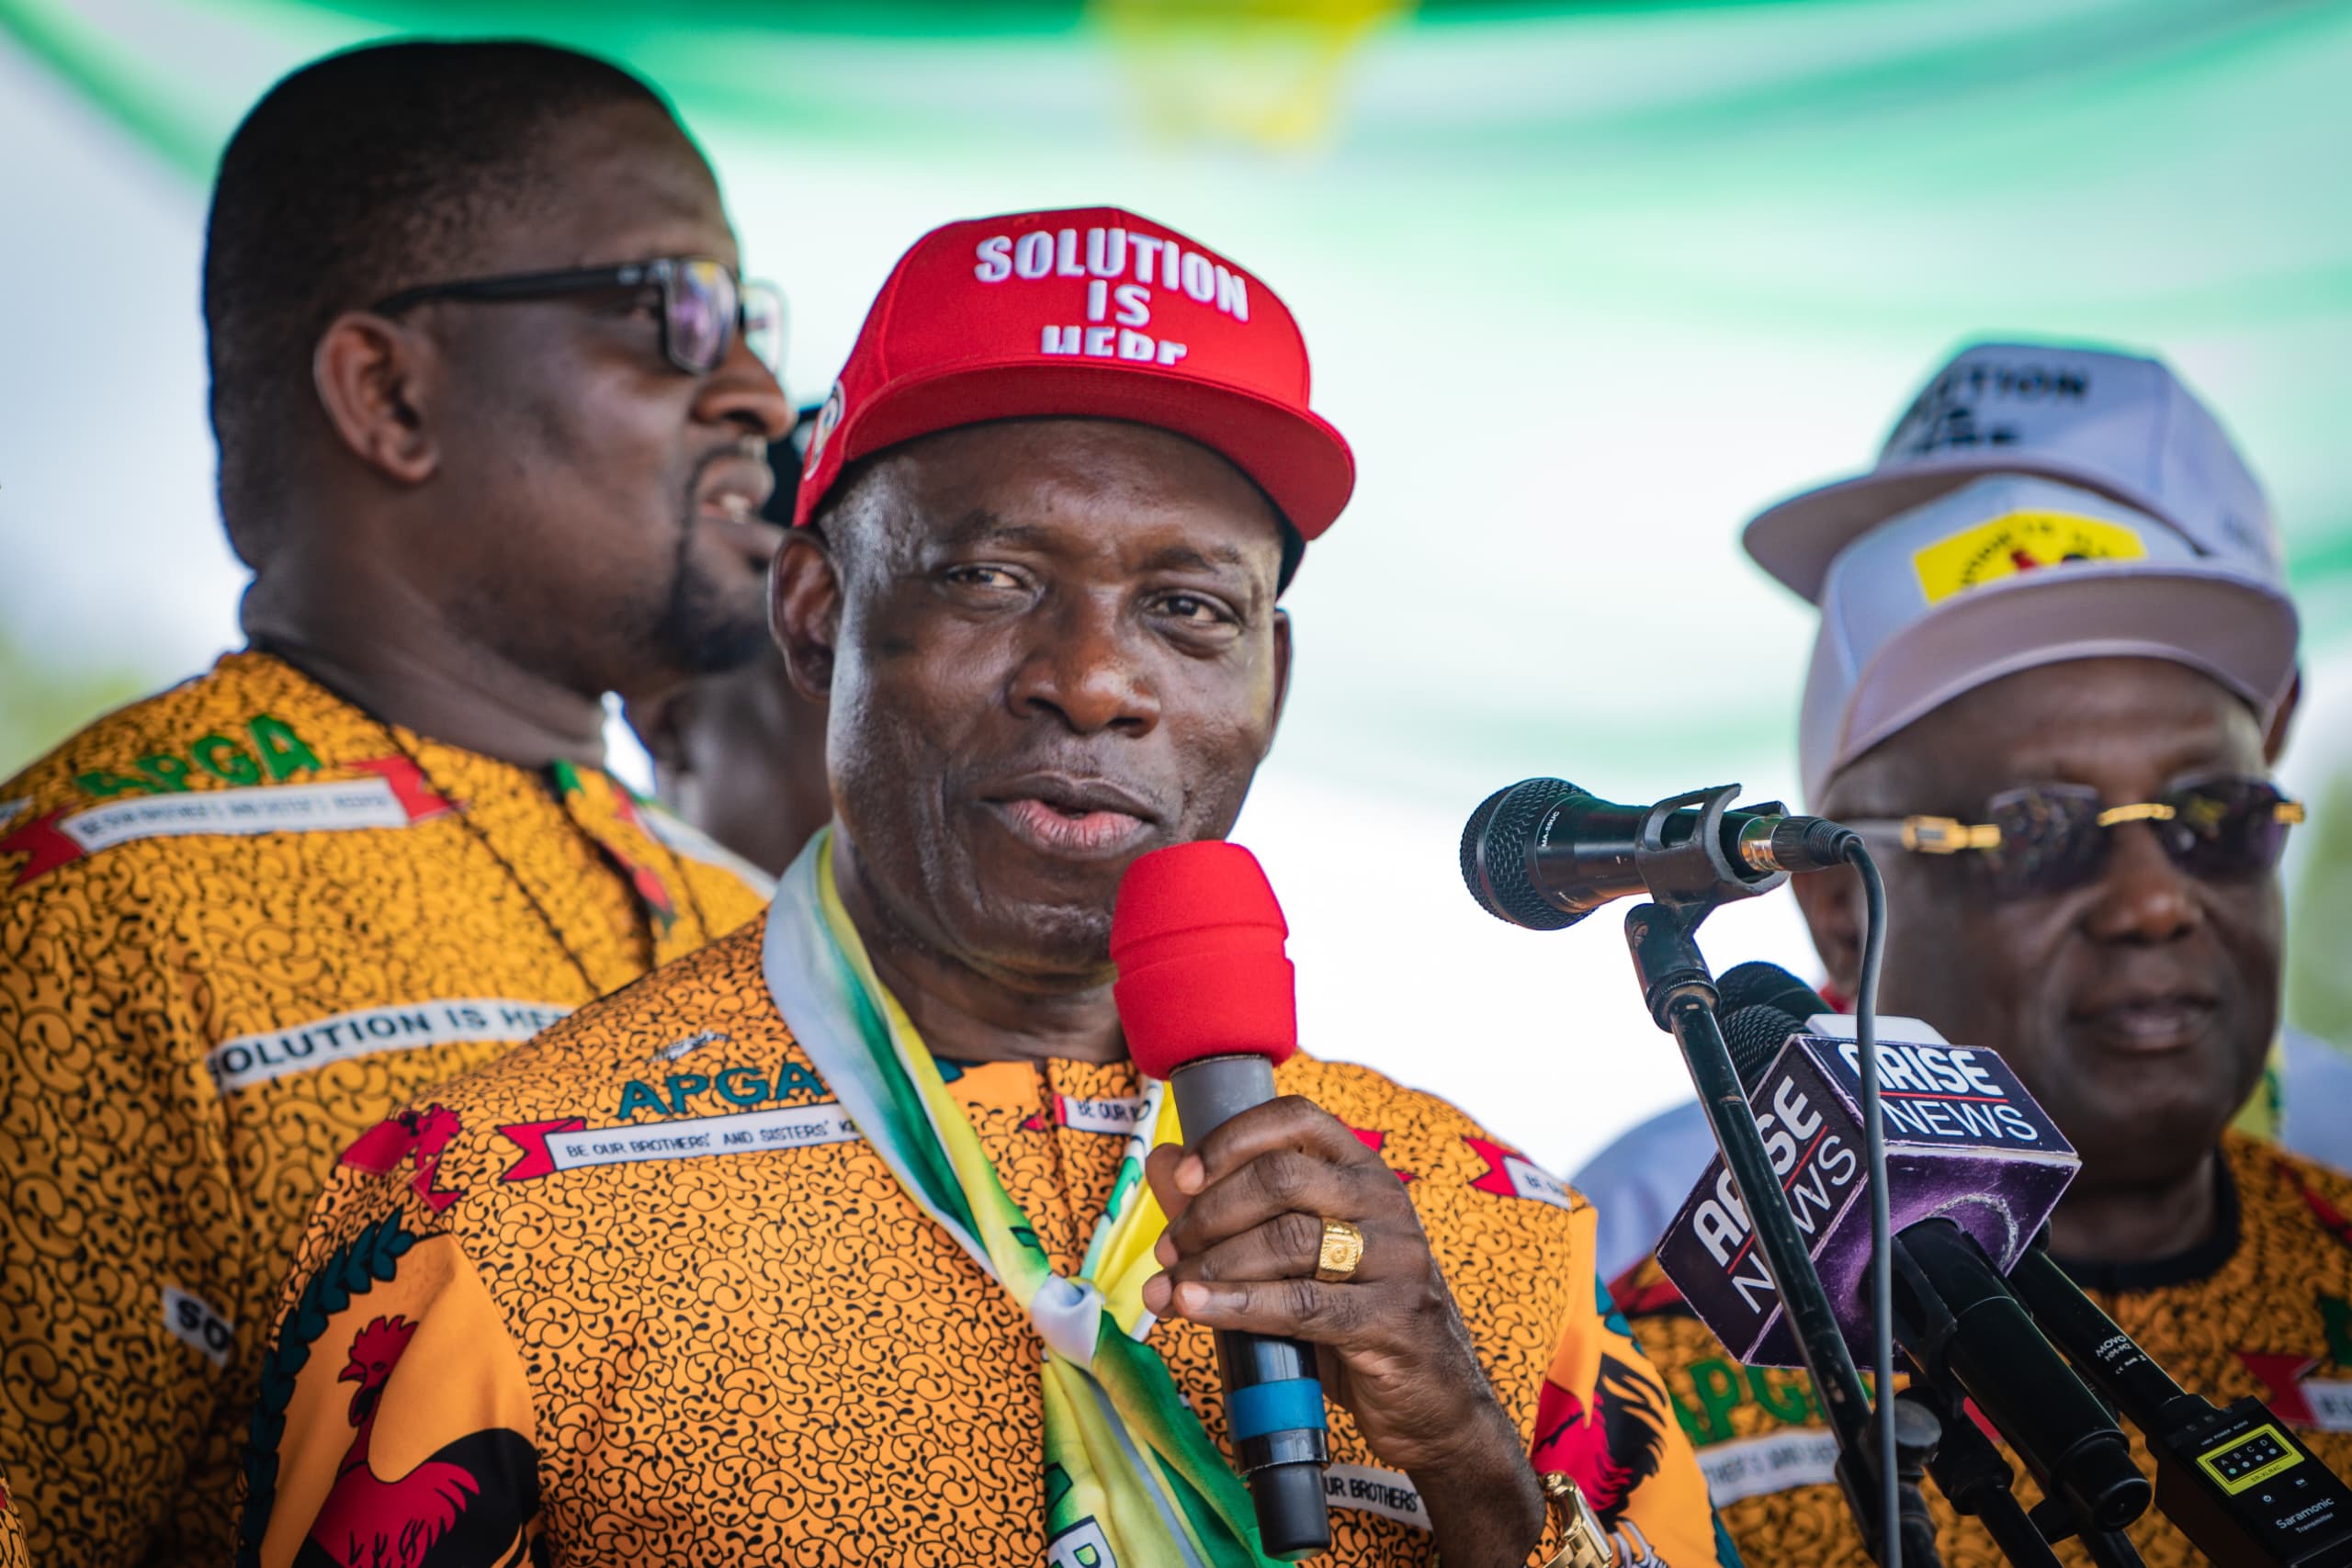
[1798,473,2299,804]
[1747,341,2283,602]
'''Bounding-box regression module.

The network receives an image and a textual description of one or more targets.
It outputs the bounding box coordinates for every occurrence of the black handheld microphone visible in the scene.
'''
[1461,777,1860,931]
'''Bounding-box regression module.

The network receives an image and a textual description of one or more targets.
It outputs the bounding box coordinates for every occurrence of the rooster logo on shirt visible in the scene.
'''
[296,1314,542,1568]
[1530,1352,1674,1526]
[342,1105,468,1213]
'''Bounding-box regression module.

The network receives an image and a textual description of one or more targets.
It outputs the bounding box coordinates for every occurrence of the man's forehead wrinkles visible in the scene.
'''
[1822,750,1925,818]
[1854,703,2251,815]
[536,229,738,272]
[552,190,730,255]
[1142,542,1249,572]
[922,510,1256,574]
[1983,705,2243,777]
[1994,718,2239,776]
[932,509,1053,550]
[517,127,730,269]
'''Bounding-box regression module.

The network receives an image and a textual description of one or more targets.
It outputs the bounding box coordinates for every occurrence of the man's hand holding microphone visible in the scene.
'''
[1118,841,1548,1567]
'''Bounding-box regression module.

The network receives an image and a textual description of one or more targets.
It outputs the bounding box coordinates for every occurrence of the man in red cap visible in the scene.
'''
[244,209,1733,1568]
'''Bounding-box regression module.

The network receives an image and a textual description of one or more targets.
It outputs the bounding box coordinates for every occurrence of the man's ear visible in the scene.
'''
[311,311,439,484]
[773,531,842,705]
[1792,862,1866,1002]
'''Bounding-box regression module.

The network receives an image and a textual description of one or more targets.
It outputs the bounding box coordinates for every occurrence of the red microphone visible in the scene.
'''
[1112,840,1330,1559]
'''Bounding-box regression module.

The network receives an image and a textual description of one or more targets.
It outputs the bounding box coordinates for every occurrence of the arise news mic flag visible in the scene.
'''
[1668,982,2154,1536]
[1656,1020,2080,1367]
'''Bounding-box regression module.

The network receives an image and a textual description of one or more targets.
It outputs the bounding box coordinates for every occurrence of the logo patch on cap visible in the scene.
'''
[800,380,846,479]
[1912,510,2149,605]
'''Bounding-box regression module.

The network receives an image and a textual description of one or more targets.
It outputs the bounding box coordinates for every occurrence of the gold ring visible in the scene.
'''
[1314,1218,1365,1283]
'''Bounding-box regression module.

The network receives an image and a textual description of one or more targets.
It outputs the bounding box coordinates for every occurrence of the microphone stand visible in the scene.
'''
[2081,1529,2153,1568]
[1898,1377,2151,1568]
[1607,783,1928,1563]
[1900,1384,2063,1568]
[1623,886,1928,1567]
[1888,1222,2149,1541]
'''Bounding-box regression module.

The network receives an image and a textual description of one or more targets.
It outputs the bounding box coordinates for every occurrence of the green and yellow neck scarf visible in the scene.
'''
[762,829,1281,1568]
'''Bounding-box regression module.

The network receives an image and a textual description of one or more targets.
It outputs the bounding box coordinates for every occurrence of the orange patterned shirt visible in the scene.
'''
[245,919,1738,1567]
[1621,1134,2352,1566]
[0,651,770,1566]
[0,1465,24,1568]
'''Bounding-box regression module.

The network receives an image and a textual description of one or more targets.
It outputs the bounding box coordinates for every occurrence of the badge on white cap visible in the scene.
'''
[1796,475,2298,805]
[1908,506,2150,605]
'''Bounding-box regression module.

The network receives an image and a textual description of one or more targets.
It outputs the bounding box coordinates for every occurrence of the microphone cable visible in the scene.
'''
[1850,839,1900,1568]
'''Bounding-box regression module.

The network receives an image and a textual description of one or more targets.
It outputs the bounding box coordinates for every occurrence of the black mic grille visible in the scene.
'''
[1717,960,1831,1021]
[1722,1002,1809,1093]
[1459,778,1583,931]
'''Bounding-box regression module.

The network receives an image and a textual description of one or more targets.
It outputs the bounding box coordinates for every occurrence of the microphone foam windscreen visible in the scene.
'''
[1110,840,1297,1081]
[1716,960,1830,1021]
[1722,1003,1810,1094]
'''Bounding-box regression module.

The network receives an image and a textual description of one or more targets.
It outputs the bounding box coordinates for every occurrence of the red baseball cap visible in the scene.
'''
[793,206,1355,544]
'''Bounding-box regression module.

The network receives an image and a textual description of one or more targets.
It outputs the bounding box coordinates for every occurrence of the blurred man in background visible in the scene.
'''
[0,40,786,1563]
[625,640,831,885]
[626,430,832,884]
[1619,344,2352,1567]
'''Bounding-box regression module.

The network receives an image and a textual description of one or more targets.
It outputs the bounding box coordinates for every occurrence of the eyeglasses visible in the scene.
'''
[1846,775,2304,899]
[371,256,784,377]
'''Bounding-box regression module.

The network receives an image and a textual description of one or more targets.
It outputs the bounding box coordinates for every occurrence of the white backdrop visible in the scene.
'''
[5,7,2349,1178]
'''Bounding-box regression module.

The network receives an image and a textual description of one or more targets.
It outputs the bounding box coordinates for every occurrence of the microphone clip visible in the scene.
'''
[1634,783,1791,913]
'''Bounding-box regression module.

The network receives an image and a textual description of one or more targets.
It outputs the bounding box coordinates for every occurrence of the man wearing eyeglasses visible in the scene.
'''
[0,40,788,1564]
[1615,342,2352,1567]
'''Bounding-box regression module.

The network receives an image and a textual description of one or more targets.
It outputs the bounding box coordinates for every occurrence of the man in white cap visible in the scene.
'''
[1576,340,2350,1284]
[1613,340,2352,1567]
